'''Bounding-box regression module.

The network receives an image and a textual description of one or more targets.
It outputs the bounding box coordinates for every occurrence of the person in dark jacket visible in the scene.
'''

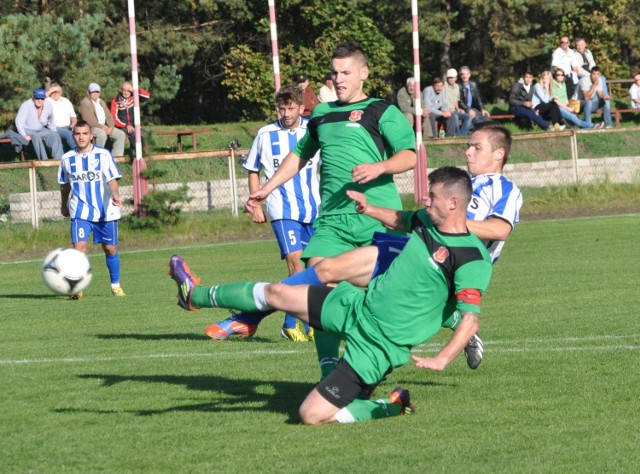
[459,66,490,127]
[508,71,549,130]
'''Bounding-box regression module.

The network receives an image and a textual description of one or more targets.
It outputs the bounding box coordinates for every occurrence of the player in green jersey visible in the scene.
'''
[169,166,492,425]
[206,41,417,379]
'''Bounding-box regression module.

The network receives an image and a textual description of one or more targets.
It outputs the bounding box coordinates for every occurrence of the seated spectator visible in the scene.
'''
[318,73,338,102]
[459,66,490,128]
[508,70,550,130]
[422,77,457,138]
[110,81,151,152]
[574,38,596,75]
[552,69,600,129]
[566,58,584,100]
[396,77,431,137]
[532,71,565,131]
[551,35,575,75]
[46,83,77,151]
[15,88,63,160]
[443,68,472,136]
[578,67,613,128]
[78,83,126,156]
[295,74,319,118]
[629,72,640,109]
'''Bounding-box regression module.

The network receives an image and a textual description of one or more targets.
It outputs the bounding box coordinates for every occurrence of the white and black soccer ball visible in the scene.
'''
[42,247,93,296]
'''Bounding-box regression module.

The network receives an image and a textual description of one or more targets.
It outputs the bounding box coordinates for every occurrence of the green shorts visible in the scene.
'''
[319,281,409,384]
[302,213,399,262]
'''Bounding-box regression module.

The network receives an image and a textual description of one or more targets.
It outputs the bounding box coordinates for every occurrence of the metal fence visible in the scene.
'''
[2,128,639,228]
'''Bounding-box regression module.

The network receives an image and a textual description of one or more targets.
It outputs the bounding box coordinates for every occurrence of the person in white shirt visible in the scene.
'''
[629,72,640,109]
[551,35,577,75]
[318,73,338,102]
[46,83,77,150]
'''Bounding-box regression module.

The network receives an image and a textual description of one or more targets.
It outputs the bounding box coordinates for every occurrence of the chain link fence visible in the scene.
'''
[2,128,639,228]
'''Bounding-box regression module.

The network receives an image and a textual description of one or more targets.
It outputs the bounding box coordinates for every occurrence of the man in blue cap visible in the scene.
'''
[15,88,64,160]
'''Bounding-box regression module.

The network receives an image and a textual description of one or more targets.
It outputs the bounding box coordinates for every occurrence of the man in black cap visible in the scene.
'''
[295,73,319,117]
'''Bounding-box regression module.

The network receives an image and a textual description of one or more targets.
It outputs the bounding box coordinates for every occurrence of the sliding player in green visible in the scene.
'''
[170,167,492,425]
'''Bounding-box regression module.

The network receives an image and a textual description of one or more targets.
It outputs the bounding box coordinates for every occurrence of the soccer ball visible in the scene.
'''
[42,248,93,296]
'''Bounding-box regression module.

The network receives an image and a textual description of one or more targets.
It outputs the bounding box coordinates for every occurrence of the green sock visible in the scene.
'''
[340,398,402,422]
[191,282,265,312]
[314,330,341,377]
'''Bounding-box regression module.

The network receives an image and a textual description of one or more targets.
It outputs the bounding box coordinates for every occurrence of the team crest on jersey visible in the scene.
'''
[433,246,449,263]
[349,110,363,122]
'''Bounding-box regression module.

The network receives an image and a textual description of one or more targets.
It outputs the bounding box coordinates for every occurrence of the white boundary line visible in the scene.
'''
[1,334,637,366]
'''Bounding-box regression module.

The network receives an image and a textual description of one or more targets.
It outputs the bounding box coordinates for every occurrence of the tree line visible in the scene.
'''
[1,0,639,129]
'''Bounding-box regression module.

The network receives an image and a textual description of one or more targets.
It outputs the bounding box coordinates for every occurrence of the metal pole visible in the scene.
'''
[411,0,428,202]
[128,0,148,215]
[268,0,281,92]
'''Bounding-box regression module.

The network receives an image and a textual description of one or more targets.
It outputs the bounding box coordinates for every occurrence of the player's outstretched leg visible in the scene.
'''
[203,266,322,340]
[334,386,416,424]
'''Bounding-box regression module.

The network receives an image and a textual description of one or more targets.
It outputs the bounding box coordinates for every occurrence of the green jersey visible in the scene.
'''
[295,98,415,215]
[320,209,493,384]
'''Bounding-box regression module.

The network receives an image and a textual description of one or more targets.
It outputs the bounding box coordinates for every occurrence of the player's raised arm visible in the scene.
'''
[411,310,480,371]
[246,151,307,212]
[346,190,407,231]
[351,149,416,185]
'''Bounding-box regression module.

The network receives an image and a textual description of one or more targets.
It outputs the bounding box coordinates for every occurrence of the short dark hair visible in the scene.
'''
[331,41,367,67]
[73,120,91,131]
[275,84,304,106]
[428,166,472,205]
[591,66,601,73]
[472,121,512,165]
[433,77,444,85]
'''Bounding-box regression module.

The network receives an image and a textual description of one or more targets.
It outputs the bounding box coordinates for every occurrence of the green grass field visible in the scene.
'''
[1,215,638,472]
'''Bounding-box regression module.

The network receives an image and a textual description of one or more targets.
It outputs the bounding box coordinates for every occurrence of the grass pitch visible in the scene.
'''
[1,215,638,473]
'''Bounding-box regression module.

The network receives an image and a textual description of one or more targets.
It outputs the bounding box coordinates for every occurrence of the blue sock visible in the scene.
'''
[282,313,298,330]
[233,267,322,325]
[105,253,120,284]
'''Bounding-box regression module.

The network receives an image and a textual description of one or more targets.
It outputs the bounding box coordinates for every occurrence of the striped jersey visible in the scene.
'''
[58,145,122,222]
[467,173,522,264]
[243,118,320,223]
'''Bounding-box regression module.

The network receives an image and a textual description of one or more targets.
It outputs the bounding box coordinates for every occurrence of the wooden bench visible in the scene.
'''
[488,114,515,121]
[612,108,640,126]
[154,129,211,153]
[0,138,26,161]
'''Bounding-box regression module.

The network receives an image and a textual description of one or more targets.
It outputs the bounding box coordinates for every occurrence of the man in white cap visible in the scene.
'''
[444,68,472,136]
[15,88,64,160]
[78,83,126,157]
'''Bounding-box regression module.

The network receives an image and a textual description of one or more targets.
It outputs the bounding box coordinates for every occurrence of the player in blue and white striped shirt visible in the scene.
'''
[210,84,320,342]
[58,121,125,299]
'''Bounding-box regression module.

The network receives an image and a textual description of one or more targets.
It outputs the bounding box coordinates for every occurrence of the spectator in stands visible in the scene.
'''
[574,38,596,74]
[551,35,575,75]
[318,73,338,102]
[396,77,431,137]
[15,88,64,160]
[46,83,77,151]
[295,74,320,118]
[443,68,472,136]
[422,77,457,137]
[629,71,640,109]
[78,83,126,157]
[578,67,613,128]
[566,58,584,100]
[508,70,550,130]
[459,66,490,127]
[552,69,600,129]
[532,71,566,131]
[110,81,151,153]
